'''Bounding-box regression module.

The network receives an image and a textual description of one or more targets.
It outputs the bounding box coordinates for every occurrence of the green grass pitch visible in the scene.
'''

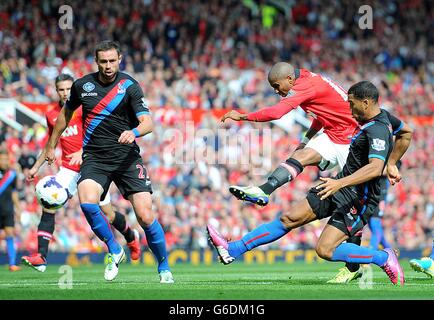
[0,261,432,300]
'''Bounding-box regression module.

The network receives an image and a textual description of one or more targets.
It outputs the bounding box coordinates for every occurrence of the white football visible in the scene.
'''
[35,175,69,210]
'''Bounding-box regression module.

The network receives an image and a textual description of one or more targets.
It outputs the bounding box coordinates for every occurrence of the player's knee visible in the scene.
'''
[79,189,98,202]
[315,242,334,260]
[78,181,103,204]
[136,214,154,227]
[291,148,322,166]
[78,191,100,204]
[134,206,154,227]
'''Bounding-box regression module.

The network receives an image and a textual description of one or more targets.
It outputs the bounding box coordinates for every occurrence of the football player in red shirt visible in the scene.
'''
[21,74,140,272]
[221,62,358,206]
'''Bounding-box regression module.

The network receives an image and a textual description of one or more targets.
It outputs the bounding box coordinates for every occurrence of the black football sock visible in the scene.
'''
[37,210,55,259]
[259,158,304,195]
[111,211,135,243]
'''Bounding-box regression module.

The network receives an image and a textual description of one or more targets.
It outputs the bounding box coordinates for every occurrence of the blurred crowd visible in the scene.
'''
[0,0,432,255]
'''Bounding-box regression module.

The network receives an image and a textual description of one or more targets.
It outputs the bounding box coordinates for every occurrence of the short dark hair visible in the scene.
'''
[55,74,74,86]
[268,62,295,82]
[95,40,121,59]
[348,81,379,103]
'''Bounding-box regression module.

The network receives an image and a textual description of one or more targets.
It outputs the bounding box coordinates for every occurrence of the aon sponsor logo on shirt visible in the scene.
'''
[62,125,79,137]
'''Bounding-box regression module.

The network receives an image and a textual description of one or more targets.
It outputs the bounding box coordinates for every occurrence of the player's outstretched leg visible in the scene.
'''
[207,218,289,265]
[229,158,304,206]
[22,209,55,272]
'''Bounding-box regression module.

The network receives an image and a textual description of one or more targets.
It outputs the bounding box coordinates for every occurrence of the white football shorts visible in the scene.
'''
[305,133,350,171]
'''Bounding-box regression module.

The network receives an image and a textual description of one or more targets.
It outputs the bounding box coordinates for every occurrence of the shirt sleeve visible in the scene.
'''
[64,81,81,111]
[366,124,391,162]
[384,109,404,135]
[246,86,315,122]
[128,82,150,117]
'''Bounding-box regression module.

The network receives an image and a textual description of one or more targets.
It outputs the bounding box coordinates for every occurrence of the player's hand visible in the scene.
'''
[118,130,136,144]
[44,147,56,165]
[386,164,402,185]
[220,110,247,123]
[66,150,83,166]
[26,166,39,182]
[294,143,306,151]
[316,177,343,200]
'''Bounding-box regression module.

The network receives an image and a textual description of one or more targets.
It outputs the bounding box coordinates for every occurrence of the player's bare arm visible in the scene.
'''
[220,110,248,122]
[221,103,295,123]
[386,122,413,185]
[45,106,74,164]
[317,158,385,200]
[118,114,153,144]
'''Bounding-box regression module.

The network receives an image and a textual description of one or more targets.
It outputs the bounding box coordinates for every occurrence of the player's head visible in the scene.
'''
[95,40,122,83]
[55,74,74,106]
[0,149,10,170]
[348,81,379,122]
[268,62,296,97]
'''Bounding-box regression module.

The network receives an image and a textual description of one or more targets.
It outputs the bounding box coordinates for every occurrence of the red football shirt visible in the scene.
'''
[46,105,83,172]
[246,69,357,144]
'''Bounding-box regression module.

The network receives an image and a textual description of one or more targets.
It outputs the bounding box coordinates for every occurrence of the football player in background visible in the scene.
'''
[0,149,21,271]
